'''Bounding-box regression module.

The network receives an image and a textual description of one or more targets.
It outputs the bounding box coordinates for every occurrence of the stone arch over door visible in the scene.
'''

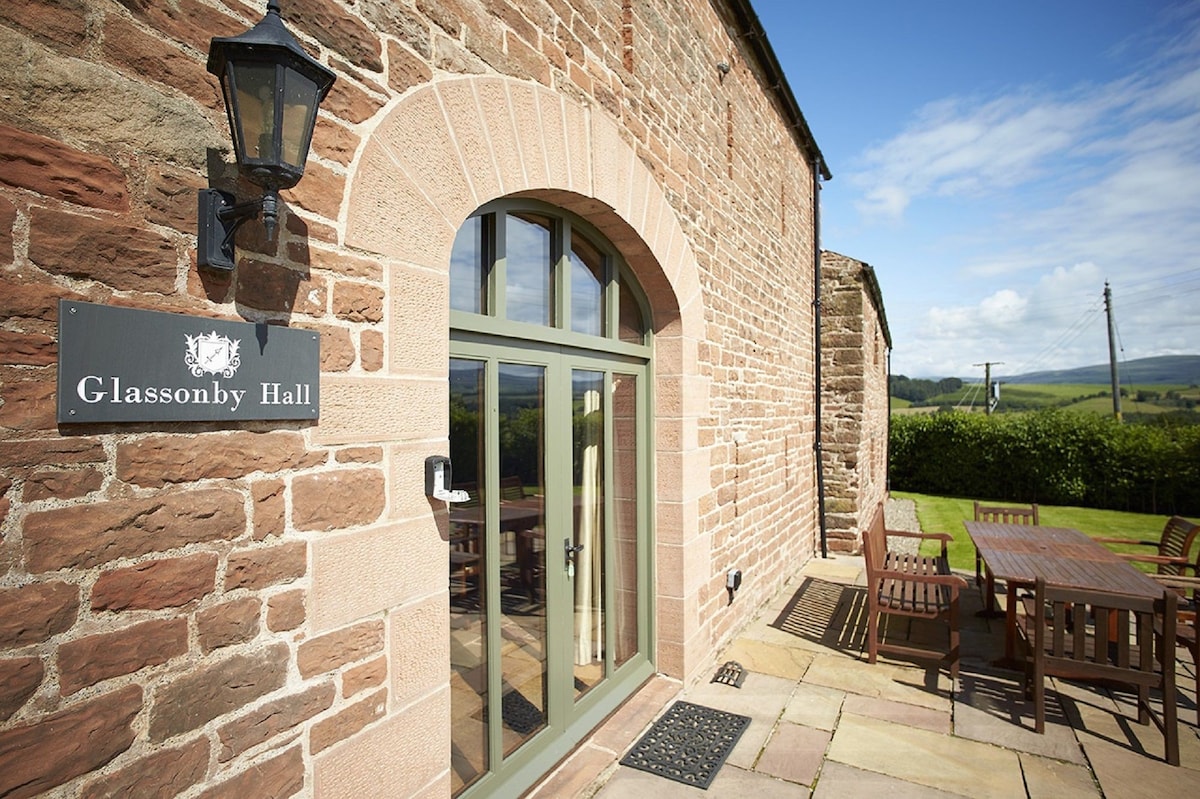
[339,75,710,681]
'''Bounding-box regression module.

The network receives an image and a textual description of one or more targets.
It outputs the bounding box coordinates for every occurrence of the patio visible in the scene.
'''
[528,535,1200,797]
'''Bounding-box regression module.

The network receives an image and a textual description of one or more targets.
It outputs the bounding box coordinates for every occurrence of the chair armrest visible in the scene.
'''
[1152,574,1200,591]
[1117,553,1189,566]
[886,529,953,557]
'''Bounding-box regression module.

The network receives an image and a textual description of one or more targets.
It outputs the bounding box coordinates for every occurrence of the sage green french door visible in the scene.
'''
[448,340,652,798]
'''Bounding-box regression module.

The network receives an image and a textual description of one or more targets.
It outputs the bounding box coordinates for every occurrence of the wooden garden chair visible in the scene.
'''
[1019,577,1179,765]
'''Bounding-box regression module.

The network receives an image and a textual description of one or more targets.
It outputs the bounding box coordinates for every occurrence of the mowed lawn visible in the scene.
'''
[892,490,1187,573]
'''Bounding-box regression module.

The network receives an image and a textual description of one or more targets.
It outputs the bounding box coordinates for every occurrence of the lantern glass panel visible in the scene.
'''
[230,62,277,163]
[281,68,319,170]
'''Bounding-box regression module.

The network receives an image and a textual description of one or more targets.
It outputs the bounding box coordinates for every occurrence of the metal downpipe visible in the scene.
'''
[812,160,828,558]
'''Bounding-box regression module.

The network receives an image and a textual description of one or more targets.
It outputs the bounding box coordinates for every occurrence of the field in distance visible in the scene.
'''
[891,382,1200,415]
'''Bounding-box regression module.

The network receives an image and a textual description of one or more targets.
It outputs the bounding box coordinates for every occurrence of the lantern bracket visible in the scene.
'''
[197,188,279,271]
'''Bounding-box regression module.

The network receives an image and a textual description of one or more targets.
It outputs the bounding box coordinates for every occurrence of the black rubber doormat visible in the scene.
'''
[619,700,751,789]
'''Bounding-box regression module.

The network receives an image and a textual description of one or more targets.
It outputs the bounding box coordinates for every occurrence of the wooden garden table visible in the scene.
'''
[963,521,1164,664]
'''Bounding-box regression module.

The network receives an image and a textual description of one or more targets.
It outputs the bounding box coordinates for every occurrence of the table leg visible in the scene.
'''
[975,565,1004,618]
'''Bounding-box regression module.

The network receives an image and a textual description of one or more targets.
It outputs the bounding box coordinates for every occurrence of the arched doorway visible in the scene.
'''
[446,199,655,797]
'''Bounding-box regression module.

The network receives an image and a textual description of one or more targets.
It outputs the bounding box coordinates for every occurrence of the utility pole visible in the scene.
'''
[1104,282,1122,421]
[974,361,1004,415]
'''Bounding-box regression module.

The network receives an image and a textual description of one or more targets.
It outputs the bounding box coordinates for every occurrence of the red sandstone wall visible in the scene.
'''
[0,1,822,796]
[819,251,891,553]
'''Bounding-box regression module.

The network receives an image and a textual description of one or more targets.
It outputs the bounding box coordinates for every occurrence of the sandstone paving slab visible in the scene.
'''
[681,671,794,770]
[826,713,1025,799]
[841,693,951,735]
[716,636,814,682]
[596,761,811,798]
[954,670,1085,763]
[781,683,846,732]
[1079,731,1200,797]
[799,556,864,585]
[1018,752,1099,799]
[754,721,831,786]
[803,652,952,712]
[1057,679,1200,769]
[811,761,964,799]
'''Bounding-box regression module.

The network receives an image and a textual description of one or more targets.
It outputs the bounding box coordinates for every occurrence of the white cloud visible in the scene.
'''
[868,7,1200,376]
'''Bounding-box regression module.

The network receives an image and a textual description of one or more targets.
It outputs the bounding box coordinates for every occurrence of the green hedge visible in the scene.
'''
[889,410,1200,515]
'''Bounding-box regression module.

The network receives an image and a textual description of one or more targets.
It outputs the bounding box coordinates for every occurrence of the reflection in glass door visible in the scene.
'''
[496,363,547,757]
[449,353,647,797]
[572,371,604,699]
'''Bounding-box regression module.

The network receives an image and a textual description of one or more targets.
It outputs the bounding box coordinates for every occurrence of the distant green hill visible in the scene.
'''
[1001,355,1200,385]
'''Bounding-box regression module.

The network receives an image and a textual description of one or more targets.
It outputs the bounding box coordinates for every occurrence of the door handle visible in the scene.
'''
[564,538,584,568]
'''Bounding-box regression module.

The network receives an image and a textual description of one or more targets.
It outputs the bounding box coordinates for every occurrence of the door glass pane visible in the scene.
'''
[611,375,639,667]
[572,370,605,699]
[451,215,487,314]
[505,213,553,326]
[449,359,487,794]
[498,363,547,756]
[569,233,604,336]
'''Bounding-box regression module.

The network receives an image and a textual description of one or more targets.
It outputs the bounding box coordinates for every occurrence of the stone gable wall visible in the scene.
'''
[820,250,890,552]
[0,1,822,796]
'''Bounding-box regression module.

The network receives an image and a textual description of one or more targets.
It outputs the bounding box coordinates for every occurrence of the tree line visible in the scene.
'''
[890,375,963,403]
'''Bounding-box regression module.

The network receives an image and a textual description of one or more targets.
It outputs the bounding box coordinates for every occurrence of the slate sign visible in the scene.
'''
[57,300,320,423]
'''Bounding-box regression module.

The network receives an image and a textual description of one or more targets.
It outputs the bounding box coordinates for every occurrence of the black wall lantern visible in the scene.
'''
[198,1,336,271]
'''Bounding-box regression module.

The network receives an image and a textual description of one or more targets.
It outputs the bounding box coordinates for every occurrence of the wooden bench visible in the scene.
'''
[863,501,968,679]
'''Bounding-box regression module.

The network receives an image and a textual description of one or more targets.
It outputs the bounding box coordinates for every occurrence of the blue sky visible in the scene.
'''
[752,1,1200,379]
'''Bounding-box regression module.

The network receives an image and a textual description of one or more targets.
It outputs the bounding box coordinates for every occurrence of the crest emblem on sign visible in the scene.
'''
[185,331,241,378]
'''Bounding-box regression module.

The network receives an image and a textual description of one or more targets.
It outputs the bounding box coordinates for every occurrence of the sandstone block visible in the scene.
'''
[22,467,104,502]
[0,581,79,649]
[234,260,327,315]
[0,278,86,323]
[297,620,384,678]
[0,124,128,211]
[251,479,287,540]
[0,0,86,49]
[91,553,218,611]
[0,656,43,721]
[197,597,261,653]
[81,736,209,799]
[361,329,384,372]
[267,589,307,632]
[291,468,385,532]
[0,197,14,264]
[225,541,308,591]
[310,687,387,754]
[0,330,56,366]
[22,488,246,572]
[58,618,188,696]
[113,0,247,55]
[28,208,177,294]
[282,160,346,219]
[0,684,142,799]
[192,745,304,799]
[290,0,383,71]
[117,431,318,487]
[303,323,356,372]
[0,436,105,469]
[101,15,219,111]
[0,377,56,431]
[332,282,384,323]
[149,643,289,741]
[343,656,386,698]
[335,446,382,464]
[217,681,336,762]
